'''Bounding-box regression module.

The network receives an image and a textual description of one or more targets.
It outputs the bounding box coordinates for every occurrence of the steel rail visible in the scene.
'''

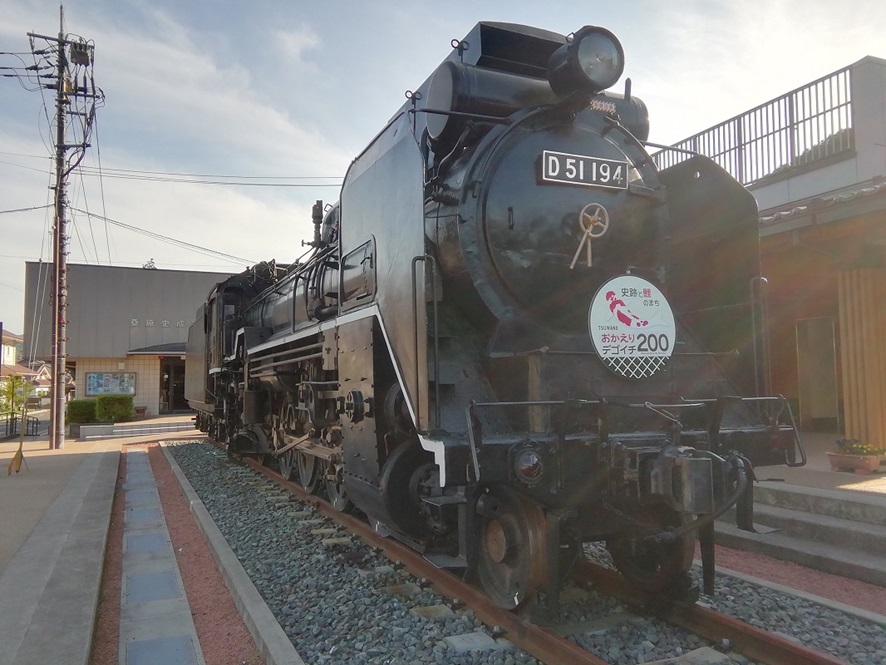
[573,561,848,665]
[239,455,609,665]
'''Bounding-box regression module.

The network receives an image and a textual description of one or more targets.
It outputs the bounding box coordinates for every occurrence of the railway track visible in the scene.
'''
[572,562,847,665]
[223,446,848,665]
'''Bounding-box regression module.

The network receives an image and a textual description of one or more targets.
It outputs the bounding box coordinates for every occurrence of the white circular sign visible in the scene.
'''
[588,275,676,379]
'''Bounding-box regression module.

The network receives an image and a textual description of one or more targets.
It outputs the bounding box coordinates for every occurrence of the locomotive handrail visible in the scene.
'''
[641,141,700,157]
[410,107,513,125]
[252,342,323,362]
[630,401,705,409]
[249,352,323,376]
[242,246,330,315]
[465,398,604,480]
[469,399,601,408]
[412,255,441,429]
[742,394,807,467]
[490,348,741,358]
[749,276,773,397]
[686,394,807,467]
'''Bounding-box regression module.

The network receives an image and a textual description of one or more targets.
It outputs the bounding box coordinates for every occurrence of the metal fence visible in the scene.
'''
[654,66,854,186]
[1,412,40,439]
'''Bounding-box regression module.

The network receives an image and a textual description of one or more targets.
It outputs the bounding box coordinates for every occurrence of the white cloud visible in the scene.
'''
[273,24,321,70]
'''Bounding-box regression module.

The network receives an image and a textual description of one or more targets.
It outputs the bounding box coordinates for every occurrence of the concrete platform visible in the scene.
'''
[753,431,886,495]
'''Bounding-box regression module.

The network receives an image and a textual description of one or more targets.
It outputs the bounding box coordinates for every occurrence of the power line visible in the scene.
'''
[0,204,53,215]
[88,117,112,264]
[0,279,24,291]
[80,165,340,179]
[73,167,342,187]
[69,207,255,264]
[0,153,343,187]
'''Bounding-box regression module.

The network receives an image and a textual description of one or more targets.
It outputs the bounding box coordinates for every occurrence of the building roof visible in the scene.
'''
[127,342,187,356]
[0,363,37,379]
[759,176,886,236]
[1,329,23,343]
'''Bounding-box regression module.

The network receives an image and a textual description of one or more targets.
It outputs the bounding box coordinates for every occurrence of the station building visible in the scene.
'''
[23,263,232,417]
[659,56,886,447]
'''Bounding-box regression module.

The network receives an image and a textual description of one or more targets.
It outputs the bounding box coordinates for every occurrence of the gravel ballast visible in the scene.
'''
[167,440,886,665]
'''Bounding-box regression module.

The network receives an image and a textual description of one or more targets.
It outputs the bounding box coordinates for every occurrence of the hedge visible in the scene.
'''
[96,395,134,423]
[67,399,97,423]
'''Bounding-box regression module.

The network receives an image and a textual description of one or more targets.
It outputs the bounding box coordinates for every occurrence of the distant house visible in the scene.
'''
[1,328,22,367]
[1,328,45,407]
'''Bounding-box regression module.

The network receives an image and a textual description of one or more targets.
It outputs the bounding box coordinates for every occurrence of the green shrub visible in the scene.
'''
[67,399,97,423]
[96,395,134,423]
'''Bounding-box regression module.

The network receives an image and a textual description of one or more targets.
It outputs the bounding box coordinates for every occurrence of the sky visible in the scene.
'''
[1,0,884,335]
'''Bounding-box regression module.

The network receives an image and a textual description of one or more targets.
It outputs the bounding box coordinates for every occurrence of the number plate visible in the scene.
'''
[541,150,628,189]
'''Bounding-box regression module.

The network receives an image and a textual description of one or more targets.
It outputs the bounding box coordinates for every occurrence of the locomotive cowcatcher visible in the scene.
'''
[185,22,805,617]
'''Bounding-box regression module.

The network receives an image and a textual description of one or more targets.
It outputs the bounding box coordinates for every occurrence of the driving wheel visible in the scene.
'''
[275,397,299,480]
[278,450,295,480]
[476,487,546,609]
[297,451,322,494]
[325,461,353,513]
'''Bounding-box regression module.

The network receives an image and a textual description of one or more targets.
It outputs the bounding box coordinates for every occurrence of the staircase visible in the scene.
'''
[714,481,886,587]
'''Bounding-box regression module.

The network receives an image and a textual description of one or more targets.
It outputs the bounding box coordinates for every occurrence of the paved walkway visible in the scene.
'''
[0,443,118,665]
[0,414,202,665]
[119,448,206,665]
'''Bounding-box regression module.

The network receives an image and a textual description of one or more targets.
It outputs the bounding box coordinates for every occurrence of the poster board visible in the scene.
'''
[85,372,136,396]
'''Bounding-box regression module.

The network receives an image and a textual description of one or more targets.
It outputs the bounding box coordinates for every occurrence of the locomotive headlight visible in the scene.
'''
[513,448,544,485]
[547,26,624,98]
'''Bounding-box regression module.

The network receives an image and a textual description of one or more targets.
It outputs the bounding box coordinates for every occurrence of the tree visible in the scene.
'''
[0,373,27,413]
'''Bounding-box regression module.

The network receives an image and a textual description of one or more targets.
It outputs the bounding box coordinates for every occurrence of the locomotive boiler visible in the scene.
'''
[185,22,804,616]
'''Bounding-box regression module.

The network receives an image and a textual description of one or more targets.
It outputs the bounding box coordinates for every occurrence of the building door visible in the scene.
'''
[160,356,188,413]
[796,317,840,432]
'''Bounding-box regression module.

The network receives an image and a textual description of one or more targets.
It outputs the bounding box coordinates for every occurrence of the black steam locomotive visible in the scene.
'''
[185,22,804,616]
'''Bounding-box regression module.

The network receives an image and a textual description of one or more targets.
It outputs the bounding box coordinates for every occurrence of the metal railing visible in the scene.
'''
[1,412,40,438]
[654,66,854,186]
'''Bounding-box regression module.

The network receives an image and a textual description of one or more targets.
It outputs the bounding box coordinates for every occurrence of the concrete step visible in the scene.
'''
[732,503,886,558]
[751,482,886,526]
[76,421,195,441]
[714,521,886,587]
[714,481,886,587]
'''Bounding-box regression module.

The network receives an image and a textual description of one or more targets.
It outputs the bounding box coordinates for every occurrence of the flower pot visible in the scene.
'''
[826,452,880,475]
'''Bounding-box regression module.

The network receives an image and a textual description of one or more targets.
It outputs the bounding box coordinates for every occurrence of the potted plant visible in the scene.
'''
[826,438,883,475]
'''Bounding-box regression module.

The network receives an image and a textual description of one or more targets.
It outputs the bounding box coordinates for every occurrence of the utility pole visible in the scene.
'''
[21,6,102,449]
[51,6,68,450]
